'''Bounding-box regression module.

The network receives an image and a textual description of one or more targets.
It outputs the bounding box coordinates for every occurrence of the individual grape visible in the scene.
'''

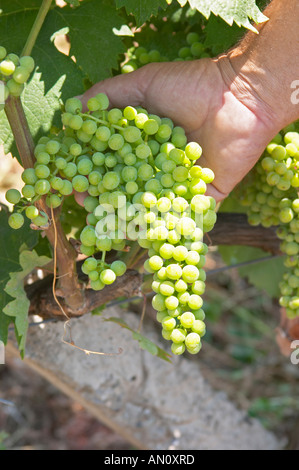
[65,97,83,114]
[185,332,201,349]
[102,171,120,190]
[185,142,202,160]
[110,260,127,277]
[72,175,89,192]
[34,179,51,195]
[0,59,15,76]
[171,342,186,355]
[161,316,176,331]
[60,180,73,196]
[22,185,36,199]
[5,188,21,204]
[80,225,96,246]
[77,158,93,175]
[19,56,35,73]
[179,312,195,328]
[8,212,24,229]
[12,65,30,84]
[25,206,39,220]
[46,194,62,209]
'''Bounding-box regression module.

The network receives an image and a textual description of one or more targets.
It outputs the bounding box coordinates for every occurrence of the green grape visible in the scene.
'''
[25,205,39,219]
[33,213,49,227]
[0,59,15,76]
[0,46,7,60]
[122,126,141,143]
[179,312,195,328]
[34,179,51,195]
[13,66,30,84]
[19,56,35,73]
[82,119,97,135]
[110,260,127,276]
[8,212,25,229]
[34,164,50,179]
[6,79,24,96]
[171,342,186,355]
[185,142,202,160]
[77,158,93,175]
[60,180,73,196]
[5,188,21,204]
[100,268,116,285]
[22,184,36,199]
[80,225,96,246]
[185,332,201,349]
[46,193,62,209]
[72,175,89,192]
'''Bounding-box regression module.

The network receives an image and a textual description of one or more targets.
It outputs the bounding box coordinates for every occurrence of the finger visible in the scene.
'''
[205,184,228,203]
[79,67,149,111]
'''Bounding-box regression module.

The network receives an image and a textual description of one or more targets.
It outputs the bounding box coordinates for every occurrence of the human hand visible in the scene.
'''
[80,57,279,202]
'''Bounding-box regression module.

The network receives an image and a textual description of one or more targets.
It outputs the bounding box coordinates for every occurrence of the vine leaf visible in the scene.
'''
[218,245,286,298]
[57,0,126,84]
[115,0,168,26]
[0,71,65,160]
[177,0,268,32]
[104,316,172,362]
[0,0,85,100]
[4,249,51,358]
[0,209,38,346]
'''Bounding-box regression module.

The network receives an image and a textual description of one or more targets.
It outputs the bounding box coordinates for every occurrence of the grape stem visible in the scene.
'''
[21,0,53,57]
[78,112,124,131]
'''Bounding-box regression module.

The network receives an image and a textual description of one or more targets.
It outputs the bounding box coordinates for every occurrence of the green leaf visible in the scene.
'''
[0,70,65,158]
[0,2,85,99]
[218,245,286,298]
[177,0,268,32]
[4,249,51,357]
[104,316,172,362]
[57,0,126,84]
[0,208,38,344]
[204,13,246,51]
[115,0,168,26]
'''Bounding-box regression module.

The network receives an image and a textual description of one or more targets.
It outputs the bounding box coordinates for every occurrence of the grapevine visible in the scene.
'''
[5,91,217,355]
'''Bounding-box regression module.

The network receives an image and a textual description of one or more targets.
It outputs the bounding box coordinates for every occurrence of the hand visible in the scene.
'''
[80,58,278,202]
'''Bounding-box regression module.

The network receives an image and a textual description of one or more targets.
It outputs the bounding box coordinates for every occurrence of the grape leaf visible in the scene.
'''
[204,13,246,51]
[104,316,172,362]
[0,209,38,345]
[115,0,168,26]
[0,70,65,159]
[177,0,268,32]
[4,249,51,357]
[218,245,286,298]
[0,1,85,100]
[56,0,126,84]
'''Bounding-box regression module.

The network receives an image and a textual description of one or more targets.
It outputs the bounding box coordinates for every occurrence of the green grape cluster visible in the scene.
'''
[240,125,299,319]
[6,92,217,355]
[121,31,212,74]
[0,46,35,109]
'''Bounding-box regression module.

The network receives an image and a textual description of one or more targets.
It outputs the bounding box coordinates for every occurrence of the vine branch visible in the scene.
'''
[4,96,84,311]
[21,0,53,57]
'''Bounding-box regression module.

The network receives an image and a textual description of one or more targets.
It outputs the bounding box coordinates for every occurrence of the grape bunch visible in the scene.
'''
[240,125,299,319]
[121,31,212,74]
[6,92,217,355]
[0,46,35,109]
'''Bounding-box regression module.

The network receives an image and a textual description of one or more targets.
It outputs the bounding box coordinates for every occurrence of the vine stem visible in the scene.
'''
[21,0,53,57]
[5,97,85,311]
